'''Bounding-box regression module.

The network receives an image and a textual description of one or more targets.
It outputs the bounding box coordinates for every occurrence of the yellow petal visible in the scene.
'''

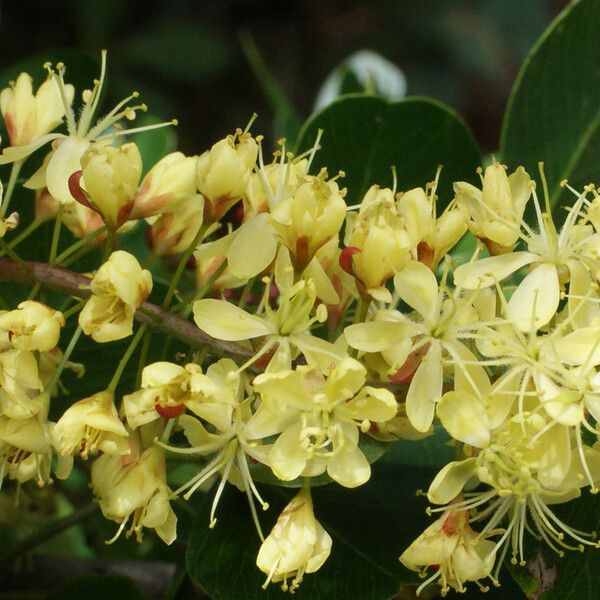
[227,213,278,278]
[453,251,537,289]
[507,263,559,331]
[344,320,418,352]
[437,391,490,448]
[427,458,477,505]
[193,299,275,341]
[405,341,442,433]
[327,446,370,488]
[393,261,439,324]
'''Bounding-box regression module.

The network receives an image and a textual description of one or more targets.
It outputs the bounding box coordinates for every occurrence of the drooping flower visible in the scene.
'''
[91,445,177,544]
[257,488,332,592]
[0,415,53,487]
[400,507,498,596]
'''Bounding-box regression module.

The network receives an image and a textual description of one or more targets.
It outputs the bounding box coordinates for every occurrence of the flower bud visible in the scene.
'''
[196,130,258,222]
[79,251,152,343]
[131,152,198,219]
[257,488,332,592]
[0,72,73,146]
[79,142,143,230]
[147,197,203,257]
[0,212,18,239]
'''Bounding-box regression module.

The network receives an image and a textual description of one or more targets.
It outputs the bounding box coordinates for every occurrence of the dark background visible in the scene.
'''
[0,0,570,156]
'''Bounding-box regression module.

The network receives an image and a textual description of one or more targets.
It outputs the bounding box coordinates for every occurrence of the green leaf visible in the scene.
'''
[296,95,481,205]
[45,574,146,600]
[186,463,438,600]
[500,0,600,212]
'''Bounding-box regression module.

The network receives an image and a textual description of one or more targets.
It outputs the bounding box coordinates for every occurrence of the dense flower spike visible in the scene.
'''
[3,51,600,598]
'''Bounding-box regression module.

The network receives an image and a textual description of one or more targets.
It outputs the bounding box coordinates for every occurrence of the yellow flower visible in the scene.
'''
[0,415,52,487]
[269,168,346,270]
[52,390,130,479]
[131,151,198,219]
[196,129,258,223]
[226,139,343,279]
[194,248,342,372]
[0,71,73,147]
[257,488,332,592]
[345,260,483,432]
[454,180,597,332]
[5,52,171,207]
[123,361,202,429]
[400,508,497,596]
[147,196,204,257]
[0,301,65,352]
[454,162,531,254]
[92,446,177,544]
[162,359,270,534]
[76,141,143,230]
[396,182,466,269]
[79,250,152,342]
[0,349,44,419]
[250,357,397,487]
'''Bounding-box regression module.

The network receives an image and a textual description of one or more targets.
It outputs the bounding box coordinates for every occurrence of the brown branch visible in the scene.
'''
[0,257,253,360]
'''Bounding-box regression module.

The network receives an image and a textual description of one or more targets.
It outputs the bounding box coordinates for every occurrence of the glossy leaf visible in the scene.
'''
[500,0,600,212]
[296,95,481,204]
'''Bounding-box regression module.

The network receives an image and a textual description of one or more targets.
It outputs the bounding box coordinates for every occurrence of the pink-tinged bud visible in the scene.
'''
[0,72,74,147]
[131,152,198,219]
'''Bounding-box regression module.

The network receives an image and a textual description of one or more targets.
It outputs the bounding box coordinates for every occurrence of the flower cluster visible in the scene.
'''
[1,54,600,597]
